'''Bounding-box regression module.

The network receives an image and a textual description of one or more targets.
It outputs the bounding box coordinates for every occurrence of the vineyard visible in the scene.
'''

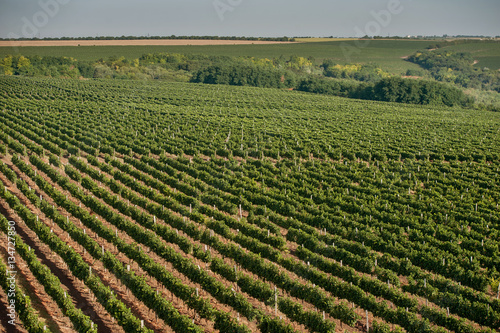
[0,75,499,333]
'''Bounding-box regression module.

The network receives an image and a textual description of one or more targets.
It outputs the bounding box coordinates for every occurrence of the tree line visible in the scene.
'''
[0,52,474,108]
[192,63,472,107]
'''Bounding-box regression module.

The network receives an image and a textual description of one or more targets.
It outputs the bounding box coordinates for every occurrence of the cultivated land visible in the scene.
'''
[2,39,499,75]
[0,76,499,333]
[0,39,434,74]
[0,39,295,47]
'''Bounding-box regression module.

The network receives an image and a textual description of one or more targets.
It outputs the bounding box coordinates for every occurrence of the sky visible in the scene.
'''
[0,0,499,39]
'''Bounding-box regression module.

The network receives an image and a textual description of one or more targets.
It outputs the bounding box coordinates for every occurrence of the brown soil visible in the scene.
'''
[13,157,178,332]
[0,279,29,333]
[0,40,295,47]
[0,232,74,333]
[0,157,124,333]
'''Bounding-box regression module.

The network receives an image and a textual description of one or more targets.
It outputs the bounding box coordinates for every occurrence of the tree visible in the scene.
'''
[16,56,32,74]
[0,56,13,75]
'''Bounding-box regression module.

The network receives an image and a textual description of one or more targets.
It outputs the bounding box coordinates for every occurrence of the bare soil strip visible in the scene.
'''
[0,273,28,333]
[0,40,294,47]
[0,201,75,333]
[0,161,123,333]
[7,157,170,332]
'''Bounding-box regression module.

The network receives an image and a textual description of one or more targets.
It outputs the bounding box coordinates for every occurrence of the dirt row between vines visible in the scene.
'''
[0,208,75,333]
[0,230,35,333]
[7,155,199,333]
[0,198,117,333]
[0,160,126,333]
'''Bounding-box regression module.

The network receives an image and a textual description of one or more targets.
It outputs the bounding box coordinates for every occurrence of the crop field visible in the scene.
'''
[0,40,294,47]
[0,75,499,333]
[3,39,498,76]
[2,39,499,75]
[0,39,434,74]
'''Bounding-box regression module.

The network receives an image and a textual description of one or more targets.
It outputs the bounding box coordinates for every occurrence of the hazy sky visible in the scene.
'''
[0,0,499,39]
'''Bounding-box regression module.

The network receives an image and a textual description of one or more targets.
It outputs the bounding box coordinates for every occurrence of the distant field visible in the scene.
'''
[0,39,294,47]
[2,39,498,73]
[293,38,357,42]
[0,39,433,74]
